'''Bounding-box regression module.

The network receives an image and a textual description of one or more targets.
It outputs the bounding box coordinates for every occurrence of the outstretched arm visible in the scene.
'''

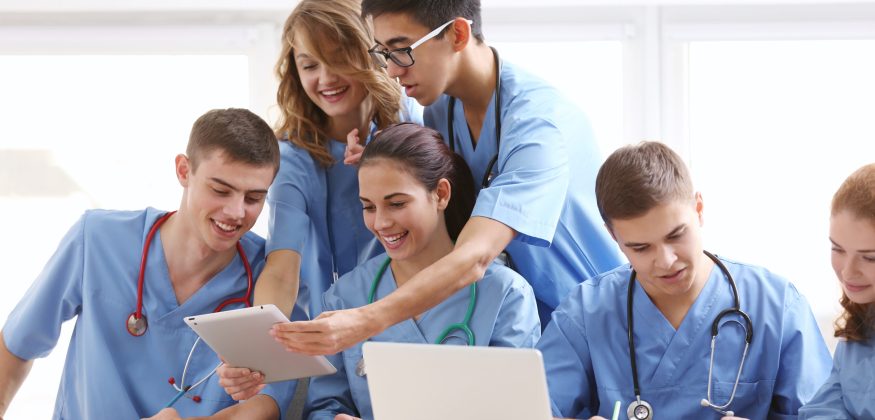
[253,250,301,318]
[271,216,515,355]
[0,333,34,418]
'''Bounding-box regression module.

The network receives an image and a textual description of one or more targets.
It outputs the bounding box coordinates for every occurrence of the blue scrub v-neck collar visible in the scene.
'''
[630,262,725,387]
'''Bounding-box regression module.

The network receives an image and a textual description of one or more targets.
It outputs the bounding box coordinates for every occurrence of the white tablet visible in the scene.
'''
[184,304,336,383]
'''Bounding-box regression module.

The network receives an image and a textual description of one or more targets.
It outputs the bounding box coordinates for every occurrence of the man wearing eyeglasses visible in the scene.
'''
[270,0,625,356]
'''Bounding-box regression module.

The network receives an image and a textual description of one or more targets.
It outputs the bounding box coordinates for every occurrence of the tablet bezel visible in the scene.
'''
[184,304,336,383]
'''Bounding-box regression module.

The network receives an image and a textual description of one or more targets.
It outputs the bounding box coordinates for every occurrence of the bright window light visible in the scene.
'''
[491,41,624,155]
[0,54,250,419]
[687,40,875,347]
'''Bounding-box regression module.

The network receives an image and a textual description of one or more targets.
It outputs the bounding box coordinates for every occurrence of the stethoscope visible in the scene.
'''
[446,46,518,273]
[124,211,254,407]
[447,46,501,190]
[625,250,753,420]
[355,257,477,377]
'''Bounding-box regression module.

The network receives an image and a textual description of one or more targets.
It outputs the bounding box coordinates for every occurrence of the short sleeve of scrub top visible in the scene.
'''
[3,214,86,360]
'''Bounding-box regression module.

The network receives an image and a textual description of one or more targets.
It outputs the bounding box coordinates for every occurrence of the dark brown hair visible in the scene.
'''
[187,108,279,174]
[831,163,875,341]
[359,123,475,241]
[595,141,694,229]
[362,0,485,43]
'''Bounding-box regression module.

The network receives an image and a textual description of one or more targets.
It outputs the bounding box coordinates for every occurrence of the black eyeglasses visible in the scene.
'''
[368,19,472,68]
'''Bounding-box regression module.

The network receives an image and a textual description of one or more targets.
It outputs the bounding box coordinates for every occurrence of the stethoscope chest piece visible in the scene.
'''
[355,357,366,377]
[627,399,653,420]
[126,312,148,336]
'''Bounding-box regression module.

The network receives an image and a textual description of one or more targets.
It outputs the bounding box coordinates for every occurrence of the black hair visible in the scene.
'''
[361,0,485,43]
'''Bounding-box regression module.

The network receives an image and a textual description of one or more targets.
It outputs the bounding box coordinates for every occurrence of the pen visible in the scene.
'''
[611,400,621,420]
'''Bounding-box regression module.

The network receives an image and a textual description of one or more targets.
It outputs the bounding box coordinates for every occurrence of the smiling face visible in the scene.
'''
[610,195,710,303]
[830,210,875,305]
[177,150,274,253]
[292,29,369,121]
[358,159,449,263]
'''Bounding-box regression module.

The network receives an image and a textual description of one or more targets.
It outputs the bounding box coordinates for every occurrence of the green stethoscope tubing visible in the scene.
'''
[368,257,477,345]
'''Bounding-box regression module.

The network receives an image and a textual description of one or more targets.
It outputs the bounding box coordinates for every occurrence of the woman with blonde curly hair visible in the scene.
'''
[217,0,421,400]
[800,163,875,419]
[255,0,420,320]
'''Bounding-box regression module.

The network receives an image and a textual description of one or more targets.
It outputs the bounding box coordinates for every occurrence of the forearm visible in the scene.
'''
[195,395,280,420]
[0,333,33,417]
[364,217,514,330]
[253,250,301,318]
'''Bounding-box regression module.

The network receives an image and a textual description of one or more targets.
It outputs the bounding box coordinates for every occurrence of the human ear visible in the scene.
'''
[449,17,471,52]
[694,191,704,226]
[175,154,191,187]
[434,178,451,211]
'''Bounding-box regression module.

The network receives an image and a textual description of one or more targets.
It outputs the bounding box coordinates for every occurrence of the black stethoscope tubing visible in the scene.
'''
[447,46,502,190]
[626,250,753,419]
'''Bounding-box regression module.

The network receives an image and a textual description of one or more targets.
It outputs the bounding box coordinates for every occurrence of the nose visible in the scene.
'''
[841,256,861,280]
[224,196,245,220]
[654,245,678,270]
[386,61,406,78]
[319,65,339,83]
[374,207,393,230]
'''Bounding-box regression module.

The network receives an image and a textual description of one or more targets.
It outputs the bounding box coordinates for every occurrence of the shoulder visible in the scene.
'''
[480,262,532,295]
[558,264,632,313]
[717,256,806,309]
[79,207,162,238]
[498,60,593,140]
[238,230,267,262]
[272,139,324,185]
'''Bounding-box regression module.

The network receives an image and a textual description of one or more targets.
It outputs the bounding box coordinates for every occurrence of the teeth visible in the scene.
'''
[322,86,348,96]
[214,220,237,232]
[383,232,407,244]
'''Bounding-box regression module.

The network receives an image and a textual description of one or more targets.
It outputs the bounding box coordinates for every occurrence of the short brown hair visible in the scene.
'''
[831,163,875,341]
[595,141,693,229]
[187,108,280,174]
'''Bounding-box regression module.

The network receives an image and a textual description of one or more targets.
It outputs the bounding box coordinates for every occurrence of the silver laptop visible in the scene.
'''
[362,342,553,420]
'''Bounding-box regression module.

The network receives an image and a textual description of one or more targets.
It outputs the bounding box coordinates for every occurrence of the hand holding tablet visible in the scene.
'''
[184,304,336,383]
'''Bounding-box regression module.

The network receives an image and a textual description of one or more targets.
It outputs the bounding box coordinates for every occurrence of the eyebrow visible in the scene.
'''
[380,35,412,48]
[623,224,685,248]
[830,238,875,253]
[210,177,268,195]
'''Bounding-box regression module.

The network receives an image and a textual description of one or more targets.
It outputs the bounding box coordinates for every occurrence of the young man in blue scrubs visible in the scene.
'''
[539,141,832,419]
[0,109,296,419]
[272,0,624,355]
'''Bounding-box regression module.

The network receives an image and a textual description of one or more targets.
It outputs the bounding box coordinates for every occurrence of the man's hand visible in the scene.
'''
[216,363,265,401]
[141,408,182,420]
[270,307,379,355]
[335,414,362,420]
[343,128,364,165]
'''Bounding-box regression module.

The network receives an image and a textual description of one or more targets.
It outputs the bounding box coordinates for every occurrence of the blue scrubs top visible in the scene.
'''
[424,59,624,323]
[800,335,875,419]
[303,254,541,420]
[1,209,297,419]
[536,257,832,419]
[267,97,422,318]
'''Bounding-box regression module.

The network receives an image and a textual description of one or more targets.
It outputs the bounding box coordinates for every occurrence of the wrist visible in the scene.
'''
[360,301,392,335]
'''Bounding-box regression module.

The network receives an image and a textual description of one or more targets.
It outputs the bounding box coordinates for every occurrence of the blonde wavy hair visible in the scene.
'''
[275,0,401,167]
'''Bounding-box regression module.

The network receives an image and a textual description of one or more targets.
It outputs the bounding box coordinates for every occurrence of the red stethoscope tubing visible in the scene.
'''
[128,211,253,336]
